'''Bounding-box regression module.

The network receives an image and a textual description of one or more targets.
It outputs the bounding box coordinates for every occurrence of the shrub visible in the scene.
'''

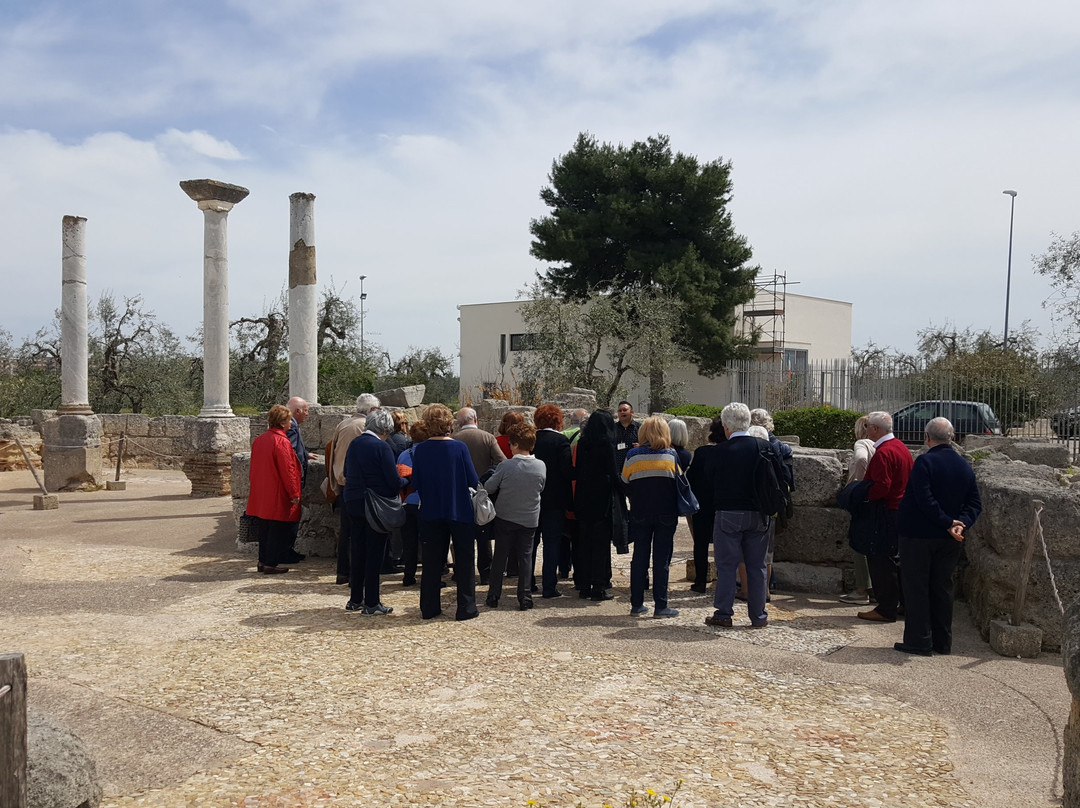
[772,406,865,449]
[666,404,723,420]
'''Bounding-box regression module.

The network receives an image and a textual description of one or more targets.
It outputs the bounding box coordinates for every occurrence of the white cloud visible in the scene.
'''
[156,129,246,161]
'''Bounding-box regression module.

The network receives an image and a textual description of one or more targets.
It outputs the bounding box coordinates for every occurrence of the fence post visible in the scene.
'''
[1011,500,1045,627]
[0,652,28,808]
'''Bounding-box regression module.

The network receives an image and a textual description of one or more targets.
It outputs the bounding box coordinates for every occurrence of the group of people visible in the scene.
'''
[246,395,981,656]
[838,410,982,656]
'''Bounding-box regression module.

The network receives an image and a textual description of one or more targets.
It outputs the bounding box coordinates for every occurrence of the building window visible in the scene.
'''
[510,333,550,351]
[783,349,808,373]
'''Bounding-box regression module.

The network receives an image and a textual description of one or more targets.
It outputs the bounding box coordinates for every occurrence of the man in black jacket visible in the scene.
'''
[895,417,982,656]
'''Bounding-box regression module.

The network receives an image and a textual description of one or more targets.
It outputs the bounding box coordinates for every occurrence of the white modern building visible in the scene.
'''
[459,283,852,411]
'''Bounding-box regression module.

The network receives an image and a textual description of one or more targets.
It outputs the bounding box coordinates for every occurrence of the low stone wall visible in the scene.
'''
[0,418,43,470]
[964,434,1073,468]
[964,457,1080,651]
[1063,598,1080,807]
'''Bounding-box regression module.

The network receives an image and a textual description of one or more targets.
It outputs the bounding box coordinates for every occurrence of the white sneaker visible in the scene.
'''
[839,592,870,605]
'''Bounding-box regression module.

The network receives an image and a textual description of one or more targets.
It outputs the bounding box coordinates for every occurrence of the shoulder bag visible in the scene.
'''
[365,487,406,533]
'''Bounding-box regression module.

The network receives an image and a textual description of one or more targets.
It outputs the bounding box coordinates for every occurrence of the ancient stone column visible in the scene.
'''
[58,215,92,415]
[180,179,249,418]
[288,192,318,404]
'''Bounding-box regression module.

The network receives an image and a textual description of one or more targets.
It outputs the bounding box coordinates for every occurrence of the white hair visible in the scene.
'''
[286,396,308,416]
[456,407,477,427]
[668,418,689,447]
[721,402,752,432]
[356,393,380,414]
[750,408,774,432]
[365,408,394,436]
[747,424,770,440]
[926,417,954,443]
[867,411,893,431]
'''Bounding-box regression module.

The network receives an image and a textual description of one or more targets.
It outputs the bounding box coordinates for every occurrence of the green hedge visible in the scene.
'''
[666,404,865,449]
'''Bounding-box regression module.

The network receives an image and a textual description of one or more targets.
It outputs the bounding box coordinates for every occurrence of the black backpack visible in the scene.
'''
[752,438,789,524]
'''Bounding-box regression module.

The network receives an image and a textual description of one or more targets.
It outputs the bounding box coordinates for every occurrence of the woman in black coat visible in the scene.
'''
[686,416,726,594]
[573,409,618,600]
[531,404,574,599]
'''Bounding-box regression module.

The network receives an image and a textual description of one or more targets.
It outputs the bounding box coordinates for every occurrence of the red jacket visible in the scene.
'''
[865,436,913,510]
[247,426,302,522]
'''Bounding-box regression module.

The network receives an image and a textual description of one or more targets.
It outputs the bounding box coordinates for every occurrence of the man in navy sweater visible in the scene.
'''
[895,417,982,656]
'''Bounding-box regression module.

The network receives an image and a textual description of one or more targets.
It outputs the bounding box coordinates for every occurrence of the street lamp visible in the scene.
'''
[359,274,368,359]
[1002,190,1017,352]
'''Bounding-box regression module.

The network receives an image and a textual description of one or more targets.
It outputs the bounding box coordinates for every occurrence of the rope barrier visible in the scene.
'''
[1035,506,1066,615]
[121,437,184,460]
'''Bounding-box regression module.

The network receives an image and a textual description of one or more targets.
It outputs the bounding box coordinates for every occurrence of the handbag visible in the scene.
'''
[365,487,406,533]
[676,467,700,516]
[471,486,497,526]
[237,512,260,543]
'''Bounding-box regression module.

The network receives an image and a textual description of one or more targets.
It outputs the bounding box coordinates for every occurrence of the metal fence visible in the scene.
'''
[725,356,1080,440]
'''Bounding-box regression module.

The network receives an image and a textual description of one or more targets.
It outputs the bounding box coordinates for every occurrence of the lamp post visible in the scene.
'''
[1002,189,1017,352]
[359,274,368,360]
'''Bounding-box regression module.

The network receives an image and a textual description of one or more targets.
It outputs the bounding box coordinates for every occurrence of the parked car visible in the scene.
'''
[891,400,1002,444]
[1051,407,1080,437]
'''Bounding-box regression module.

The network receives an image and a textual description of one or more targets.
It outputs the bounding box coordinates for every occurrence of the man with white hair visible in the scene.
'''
[454,406,506,585]
[328,393,380,585]
[283,396,311,564]
[895,417,981,655]
[703,402,783,629]
[856,410,914,623]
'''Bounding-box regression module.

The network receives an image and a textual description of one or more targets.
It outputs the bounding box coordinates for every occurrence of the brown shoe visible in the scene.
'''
[261,565,290,575]
[705,614,733,628]
[857,609,895,623]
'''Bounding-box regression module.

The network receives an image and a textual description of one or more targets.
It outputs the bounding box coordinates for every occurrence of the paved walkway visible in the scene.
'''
[0,470,1068,807]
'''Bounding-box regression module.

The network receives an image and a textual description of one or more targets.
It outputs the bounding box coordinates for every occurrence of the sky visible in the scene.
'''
[2,0,1078,371]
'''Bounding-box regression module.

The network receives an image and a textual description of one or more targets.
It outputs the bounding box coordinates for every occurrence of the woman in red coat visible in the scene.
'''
[248,404,302,574]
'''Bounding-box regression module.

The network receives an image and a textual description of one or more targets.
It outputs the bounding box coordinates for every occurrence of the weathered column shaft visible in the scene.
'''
[59,215,92,414]
[288,192,318,404]
[200,202,234,417]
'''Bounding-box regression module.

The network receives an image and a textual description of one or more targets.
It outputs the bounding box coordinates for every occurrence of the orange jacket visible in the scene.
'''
[247,426,302,522]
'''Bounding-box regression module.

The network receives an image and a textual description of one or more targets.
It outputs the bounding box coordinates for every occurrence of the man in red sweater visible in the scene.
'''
[857,411,914,622]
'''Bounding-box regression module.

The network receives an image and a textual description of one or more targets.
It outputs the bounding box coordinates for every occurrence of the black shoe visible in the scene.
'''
[401,577,417,587]
[345,600,363,612]
[456,610,480,621]
[690,582,707,593]
[485,595,499,608]
[894,642,932,657]
[335,575,349,585]
[282,551,306,563]
[542,590,563,599]
[590,590,614,601]
[530,583,539,593]
[519,599,534,611]
[579,589,591,599]
[479,575,490,586]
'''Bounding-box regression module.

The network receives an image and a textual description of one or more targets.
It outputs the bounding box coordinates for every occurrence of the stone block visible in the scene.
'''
[685,558,716,583]
[27,709,102,808]
[297,458,337,557]
[972,462,1080,559]
[34,494,59,510]
[147,417,166,437]
[989,619,1043,658]
[30,409,56,429]
[97,413,126,437]
[772,562,843,594]
[965,435,1073,469]
[1064,597,1080,698]
[774,506,851,564]
[231,452,251,500]
[375,385,426,407]
[185,417,250,454]
[105,480,126,491]
[120,413,151,437]
[551,388,597,410]
[789,454,844,507]
[43,415,103,492]
[163,415,190,438]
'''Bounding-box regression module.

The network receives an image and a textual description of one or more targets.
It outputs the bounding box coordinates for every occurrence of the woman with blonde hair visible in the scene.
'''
[247,405,302,575]
[622,416,681,617]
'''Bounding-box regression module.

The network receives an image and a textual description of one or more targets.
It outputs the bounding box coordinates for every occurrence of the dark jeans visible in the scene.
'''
[336,502,351,578]
[629,513,678,610]
[691,510,715,588]
[256,518,293,568]
[420,518,478,620]
[347,504,388,607]
[532,509,565,597]
[400,503,420,584]
[900,535,962,653]
[578,517,613,593]
[488,517,535,604]
[867,509,902,619]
